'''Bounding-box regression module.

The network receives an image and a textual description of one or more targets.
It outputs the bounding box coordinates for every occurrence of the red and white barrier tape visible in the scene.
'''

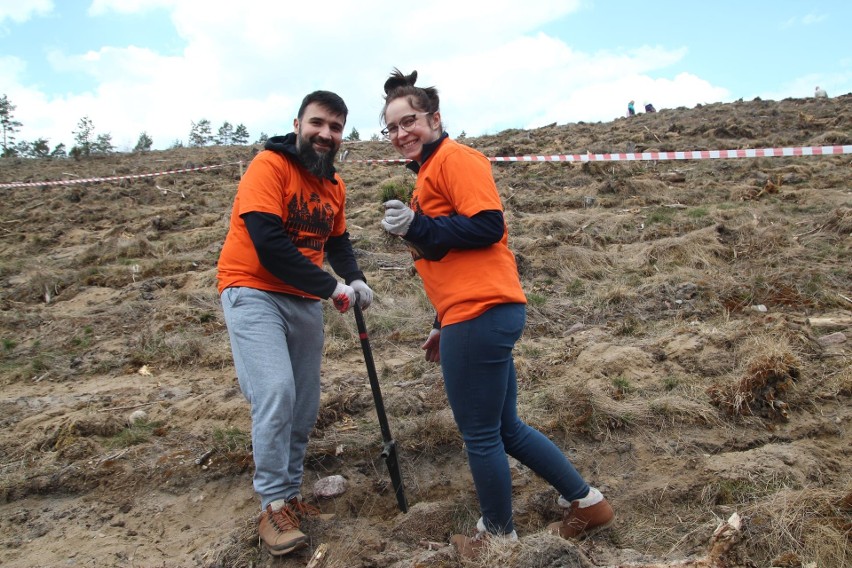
[491,144,852,162]
[1,145,849,188]
[348,145,852,164]
[0,161,241,189]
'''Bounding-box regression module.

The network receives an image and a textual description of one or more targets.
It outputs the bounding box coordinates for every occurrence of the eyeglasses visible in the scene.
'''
[381,112,431,138]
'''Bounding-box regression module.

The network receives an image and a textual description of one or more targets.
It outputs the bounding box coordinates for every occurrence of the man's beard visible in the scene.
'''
[296,131,338,179]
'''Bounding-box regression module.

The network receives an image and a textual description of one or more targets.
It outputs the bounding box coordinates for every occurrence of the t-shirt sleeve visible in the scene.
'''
[439,148,503,217]
[236,152,290,217]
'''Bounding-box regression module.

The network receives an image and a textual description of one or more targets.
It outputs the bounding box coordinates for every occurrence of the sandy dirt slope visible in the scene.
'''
[0,95,850,567]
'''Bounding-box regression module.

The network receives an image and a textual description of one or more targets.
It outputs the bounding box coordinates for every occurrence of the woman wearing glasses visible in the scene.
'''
[379,68,614,559]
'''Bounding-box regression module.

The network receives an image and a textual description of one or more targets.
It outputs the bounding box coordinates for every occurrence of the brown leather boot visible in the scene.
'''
[258,503,308,556]
[548,487,615,539]
[450,517,518,560]
[288,496,322,519]
[450,530,490,560]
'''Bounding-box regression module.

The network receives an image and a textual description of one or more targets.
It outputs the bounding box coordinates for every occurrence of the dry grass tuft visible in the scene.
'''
[648,394,724,428]
[316,388,370,431]
[397,408,461,454]
[823,364,852,397]
[643,225,730,271]
[707,336,801,420]
[729,222,793,261]
[202,515,260,568]
[822,206,852,235]
[39,414,126,451]
[554,245,613,280]
[743,486,852,567]
[390,500,457,544]
[526,380,649,440]
[510,532,594,568]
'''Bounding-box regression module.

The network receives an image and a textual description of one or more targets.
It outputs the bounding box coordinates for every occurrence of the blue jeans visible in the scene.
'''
[221,287,324,510]
[440,303,589,534]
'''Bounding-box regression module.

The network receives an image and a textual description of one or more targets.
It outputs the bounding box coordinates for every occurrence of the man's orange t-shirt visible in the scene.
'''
[216,150,347,298]
[410,138,526,326]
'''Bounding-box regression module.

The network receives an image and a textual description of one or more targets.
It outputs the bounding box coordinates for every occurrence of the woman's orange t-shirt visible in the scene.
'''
[410,138,526,326]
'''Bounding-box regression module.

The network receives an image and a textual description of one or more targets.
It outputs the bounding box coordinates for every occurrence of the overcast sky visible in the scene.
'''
[1,0,850,152]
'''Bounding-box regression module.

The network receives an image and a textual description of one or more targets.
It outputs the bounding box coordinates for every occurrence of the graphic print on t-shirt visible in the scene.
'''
[285,190,334,252]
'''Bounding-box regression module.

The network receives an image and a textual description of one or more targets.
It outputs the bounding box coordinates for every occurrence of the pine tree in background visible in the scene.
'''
[345,127,360,141]
[1,94,23,157]
[93,133,114,155]
[14,141,30,157]
[216,121,233,145]
[189,119,213,147]
[30,138,50,158]
[72,116,95,157]
[134,132,153,152]
[188,120,202,147]
[233,124,249,145]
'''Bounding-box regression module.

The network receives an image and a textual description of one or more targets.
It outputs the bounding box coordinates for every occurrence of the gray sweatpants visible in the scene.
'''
[220,287,324,510]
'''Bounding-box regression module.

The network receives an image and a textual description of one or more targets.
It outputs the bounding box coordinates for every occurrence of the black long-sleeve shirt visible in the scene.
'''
[402,133,506,259]
[244,211,364,300]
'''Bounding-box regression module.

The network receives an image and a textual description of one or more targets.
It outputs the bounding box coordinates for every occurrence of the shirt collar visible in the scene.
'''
[406,132,449,173]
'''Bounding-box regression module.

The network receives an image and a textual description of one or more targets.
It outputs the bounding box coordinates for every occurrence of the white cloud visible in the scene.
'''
[801,13,827,25]
[87,0,175,16]
[9,1,740,151]
[763,69,852,102]
[0,54,26,84]
[0,0,53,24]
[781,12,827,29]
[420,36,701,134]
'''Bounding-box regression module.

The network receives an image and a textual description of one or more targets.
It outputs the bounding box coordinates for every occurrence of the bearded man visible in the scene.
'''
[217,90,373,556]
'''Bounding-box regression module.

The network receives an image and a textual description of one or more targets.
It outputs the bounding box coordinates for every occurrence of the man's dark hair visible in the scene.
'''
[298,90,348,121]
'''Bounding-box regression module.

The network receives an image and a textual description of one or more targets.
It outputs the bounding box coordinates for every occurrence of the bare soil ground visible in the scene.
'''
[0,95,850,568]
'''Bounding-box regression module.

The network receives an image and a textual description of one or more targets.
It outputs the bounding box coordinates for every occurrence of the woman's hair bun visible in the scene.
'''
[384,69,417,95]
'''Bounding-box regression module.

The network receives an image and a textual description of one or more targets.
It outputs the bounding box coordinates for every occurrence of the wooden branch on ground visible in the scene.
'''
[808,314,852,328]
[306,543,329,568]
[607,513,743,568]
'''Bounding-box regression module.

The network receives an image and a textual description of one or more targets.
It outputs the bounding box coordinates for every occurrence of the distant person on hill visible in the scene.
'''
[216,90,373,558]
[378,68,614,561]
[814,86,828,98]
[644,102,656,113]
[627,100,636,116]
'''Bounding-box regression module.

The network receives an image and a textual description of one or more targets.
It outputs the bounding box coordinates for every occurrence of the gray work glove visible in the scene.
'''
[382,200,415,236]
[331,281,356,313]
[350,279,374,309]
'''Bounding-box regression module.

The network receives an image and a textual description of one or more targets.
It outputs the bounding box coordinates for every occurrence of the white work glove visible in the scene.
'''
[382,200,415,236]
[330,282,356,313]
[422,328,440,362]
[350,279,373,309]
